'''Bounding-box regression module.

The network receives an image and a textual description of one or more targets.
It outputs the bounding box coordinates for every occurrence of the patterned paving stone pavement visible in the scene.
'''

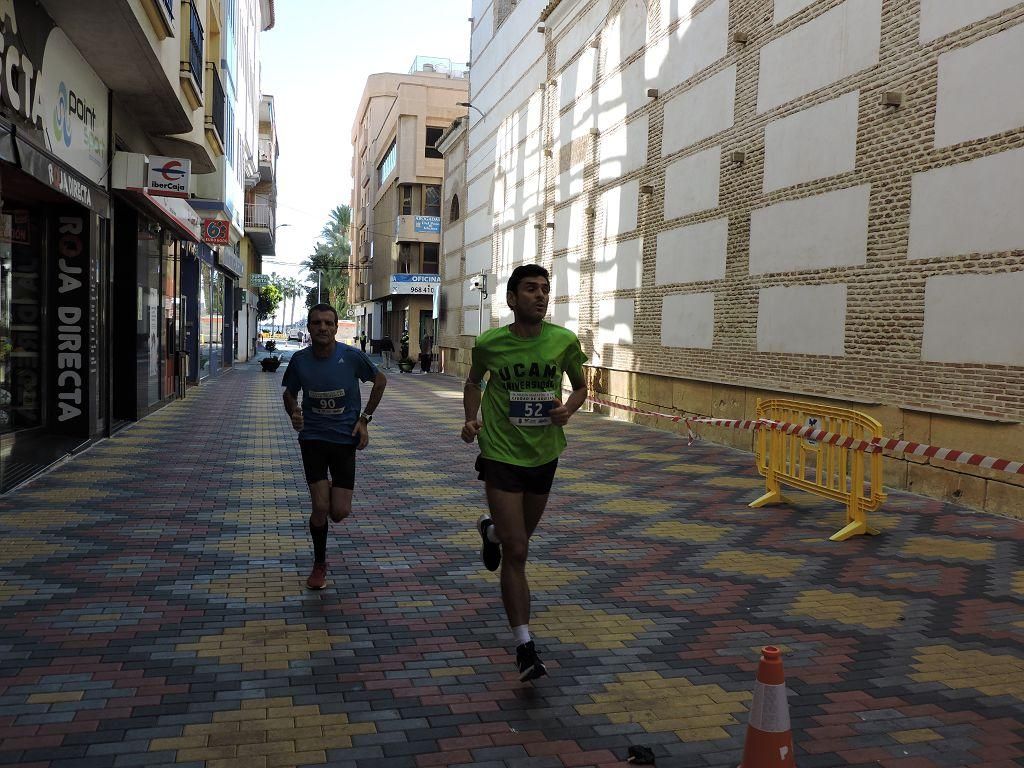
[1,363,1022,768]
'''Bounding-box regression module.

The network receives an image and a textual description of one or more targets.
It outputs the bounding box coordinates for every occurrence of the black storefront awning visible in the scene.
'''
[0,119,110,218]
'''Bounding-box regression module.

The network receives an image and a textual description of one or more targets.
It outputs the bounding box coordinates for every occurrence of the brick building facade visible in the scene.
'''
[438,0,1024,517]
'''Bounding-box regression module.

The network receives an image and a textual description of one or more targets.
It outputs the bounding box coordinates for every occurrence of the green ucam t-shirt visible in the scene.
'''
[473,322,587,467]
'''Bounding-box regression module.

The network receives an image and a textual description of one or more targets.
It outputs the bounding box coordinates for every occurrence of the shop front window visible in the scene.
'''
[138,220,162,407]
[0,205,43,434]
[198,262,211,378]
[209,269,223,373]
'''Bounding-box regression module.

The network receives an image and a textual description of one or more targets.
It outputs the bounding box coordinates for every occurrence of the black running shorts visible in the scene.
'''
[475,455,558,495]
[299,440,356,488]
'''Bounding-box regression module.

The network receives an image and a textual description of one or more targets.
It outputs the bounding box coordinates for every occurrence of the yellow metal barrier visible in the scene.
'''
[750,399,887,541]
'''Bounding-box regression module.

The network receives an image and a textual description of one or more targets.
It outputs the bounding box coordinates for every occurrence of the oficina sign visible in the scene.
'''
[148,156,191,197]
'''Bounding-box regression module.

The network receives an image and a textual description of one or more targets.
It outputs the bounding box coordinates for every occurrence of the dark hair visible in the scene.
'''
[507,264,550,294]
[307,303,338,324]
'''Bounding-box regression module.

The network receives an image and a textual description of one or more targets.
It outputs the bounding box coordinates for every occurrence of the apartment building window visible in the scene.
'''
[425,127,444,159]
[162,0,174,19]
[422,243,439,274]
[424,185,441,217]
[210,65,226,144]
[377,140,397,185]
[449,195,460,222]
[399,185,413,216]
[187,1,204,90]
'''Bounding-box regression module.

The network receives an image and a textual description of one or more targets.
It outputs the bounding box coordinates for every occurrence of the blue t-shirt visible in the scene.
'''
[282,343,379,445]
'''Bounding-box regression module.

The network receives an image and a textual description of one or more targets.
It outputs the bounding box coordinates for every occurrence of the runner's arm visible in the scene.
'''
[563,365,588,417]
[463,365,485,422]
[283,389,303,431]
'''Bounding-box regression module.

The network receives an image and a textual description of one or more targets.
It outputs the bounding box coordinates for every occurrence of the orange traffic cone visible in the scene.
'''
[739,646,795,768]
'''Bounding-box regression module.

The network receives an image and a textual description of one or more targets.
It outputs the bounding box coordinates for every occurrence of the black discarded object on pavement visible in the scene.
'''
[627,745,655,764]
[260,357,281,372]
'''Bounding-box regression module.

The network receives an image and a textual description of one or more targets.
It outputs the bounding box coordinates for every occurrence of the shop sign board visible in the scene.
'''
[390,273,441,295]
[202,218,230,245]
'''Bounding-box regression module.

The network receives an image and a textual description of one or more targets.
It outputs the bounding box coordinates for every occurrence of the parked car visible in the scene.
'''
[287,326,304,341]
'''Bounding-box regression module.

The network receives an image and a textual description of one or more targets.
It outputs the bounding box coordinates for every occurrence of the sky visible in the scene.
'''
[259,0,472,286]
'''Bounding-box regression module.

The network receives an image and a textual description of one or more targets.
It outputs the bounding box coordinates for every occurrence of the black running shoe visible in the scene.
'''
[478,514,501,571]
[516,641,547,682]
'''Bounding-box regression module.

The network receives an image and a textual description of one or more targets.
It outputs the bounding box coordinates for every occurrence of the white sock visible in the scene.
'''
[486,524,500,544]
[512,625,531,646]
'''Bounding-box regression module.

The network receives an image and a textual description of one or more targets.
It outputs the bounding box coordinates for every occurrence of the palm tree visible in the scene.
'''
[321,205,352,263]
[300,243,348,312]
[284,277,302,329]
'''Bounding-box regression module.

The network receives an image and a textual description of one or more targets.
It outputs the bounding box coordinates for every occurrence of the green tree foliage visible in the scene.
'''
[256,283,283,323]
[302,205,351,314]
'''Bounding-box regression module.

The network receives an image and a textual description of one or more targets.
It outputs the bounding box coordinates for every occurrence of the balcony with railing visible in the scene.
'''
[258,138,275,182]
[179,1,204,108]
[245,203,276,255]
[205,62,226,153]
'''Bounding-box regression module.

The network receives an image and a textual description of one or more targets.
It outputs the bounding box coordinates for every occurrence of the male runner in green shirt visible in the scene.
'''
[461,264,588,681]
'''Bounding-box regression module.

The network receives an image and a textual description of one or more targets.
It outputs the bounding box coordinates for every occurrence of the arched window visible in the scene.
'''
[449,194,461,222]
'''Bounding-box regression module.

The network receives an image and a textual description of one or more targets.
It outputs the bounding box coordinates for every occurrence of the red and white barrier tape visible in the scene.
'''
[586,395,1024,476]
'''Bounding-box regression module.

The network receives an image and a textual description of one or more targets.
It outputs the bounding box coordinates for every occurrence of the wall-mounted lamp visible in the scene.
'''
[457,101,486,117]
[585,206,596,217]
[590,39,600,49]
[646,88,659,99]
[468,16,474,22]
[536,23,545,33]
[640,184,654,195]
[543,147,553,157]
[589,127,600,136]
[729,150,746,164]
[732,31,749,44]
[546,222,555,228]
[882,91,904,108]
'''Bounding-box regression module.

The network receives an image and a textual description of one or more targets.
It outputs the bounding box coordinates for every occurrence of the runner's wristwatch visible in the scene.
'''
[358,412,373,423]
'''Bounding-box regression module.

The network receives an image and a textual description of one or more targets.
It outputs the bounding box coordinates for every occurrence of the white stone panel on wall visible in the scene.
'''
[550,301,580,335]
[512,222,537,264]
[774,0,818,24]
[749,185,870,274]
[464,210,493,247]
[596,57,649,132]
[554,200,587,251]
[471,7,493,69]
[473,0,545,102]
[667,0,700,23]
[934,23,1024,148]
[922,272,1024,365]
[757,284,847,355]
[462,280,478,308]
[655,218,730,284]
[600,179,640,239]
[468,174,492,212]
[763,91,859,192]
[462,308,481,336]
[649,0,729,92]
[465,241,492,274]
[554,0,615,68]
[443,225,464,255]
[551,253,581,299]
[557,160,586,203]
[595,238,644,292]
[661,66,736,156]
[757,0,882,114]
[597,298,635,351]
[445,254,461,279]
[560,48,596,109]
[598,115,649,183]
[664,146,720,220]
[661,292,715,348]
[604,0,648,73]
[908,147,1024,260]
[919,0,1021,44]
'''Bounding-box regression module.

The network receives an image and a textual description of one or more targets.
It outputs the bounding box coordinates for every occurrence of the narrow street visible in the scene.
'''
[1,362,1022,768]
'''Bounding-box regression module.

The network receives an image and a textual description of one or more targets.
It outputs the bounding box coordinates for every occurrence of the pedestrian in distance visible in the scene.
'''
[359,332,367,353]
[380,335,395,370]
[460,263,588,681]
[282,304,387,590]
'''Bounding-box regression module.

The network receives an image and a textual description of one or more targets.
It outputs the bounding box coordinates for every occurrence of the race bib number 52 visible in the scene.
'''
[508,391,555,426]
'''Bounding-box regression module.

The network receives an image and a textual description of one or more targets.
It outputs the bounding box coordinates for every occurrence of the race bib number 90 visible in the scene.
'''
[308,388,346,416]
[508,391,555,426]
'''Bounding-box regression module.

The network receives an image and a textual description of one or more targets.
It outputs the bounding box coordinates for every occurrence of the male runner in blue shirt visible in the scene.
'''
[283,304,387,589]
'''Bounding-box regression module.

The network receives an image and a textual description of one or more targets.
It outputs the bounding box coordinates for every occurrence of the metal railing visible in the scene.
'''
[209,64,225,143]
[245,203,274,230]
[187,1,204,91]
[161,0,174,19]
